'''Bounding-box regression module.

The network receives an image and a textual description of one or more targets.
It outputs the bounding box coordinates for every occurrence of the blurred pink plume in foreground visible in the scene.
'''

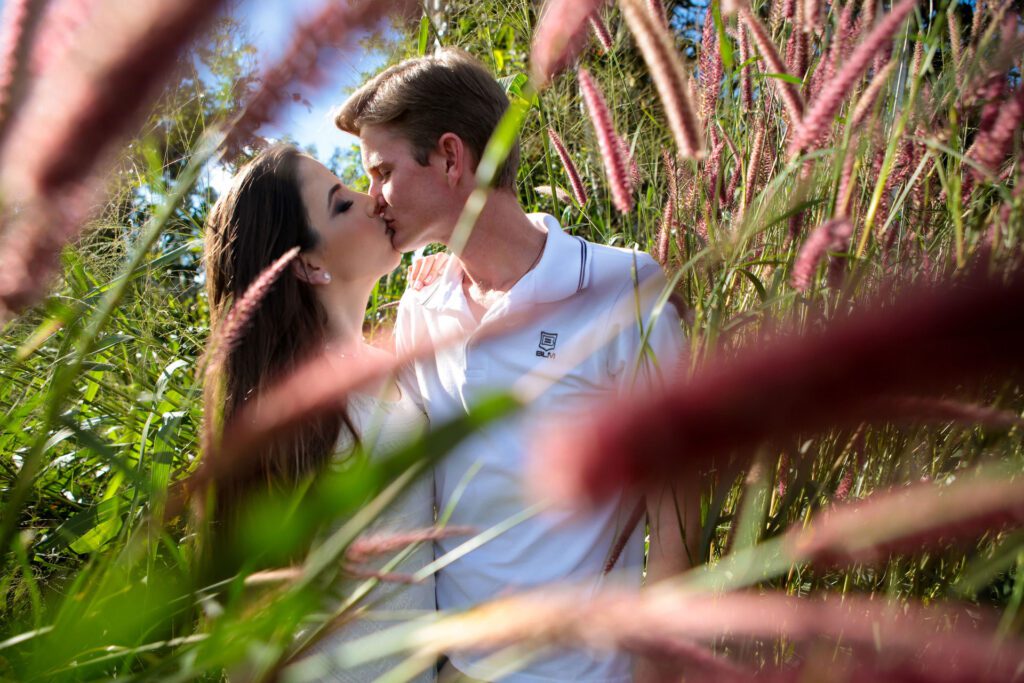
[530,0,604,86]
[410,585,1024,680]
[535,269,1024,505]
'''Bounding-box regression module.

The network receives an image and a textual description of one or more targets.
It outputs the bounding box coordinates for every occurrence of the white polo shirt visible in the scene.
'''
[395,213,685,682]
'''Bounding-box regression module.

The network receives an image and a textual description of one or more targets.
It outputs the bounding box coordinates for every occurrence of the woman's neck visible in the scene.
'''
[319,278,376,347]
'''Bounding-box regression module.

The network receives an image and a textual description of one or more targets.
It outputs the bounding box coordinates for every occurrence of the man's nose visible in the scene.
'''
[363,192,379,218]
[367,181,387,214]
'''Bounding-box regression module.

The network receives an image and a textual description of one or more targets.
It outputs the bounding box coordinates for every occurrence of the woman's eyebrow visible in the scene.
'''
[326,183,341,212]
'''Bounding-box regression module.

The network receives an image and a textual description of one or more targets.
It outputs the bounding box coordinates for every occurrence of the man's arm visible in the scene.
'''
[605,257,698,683]
[605,256,696,577]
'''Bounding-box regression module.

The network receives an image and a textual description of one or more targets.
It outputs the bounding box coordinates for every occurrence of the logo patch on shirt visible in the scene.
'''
[536,331,558,359]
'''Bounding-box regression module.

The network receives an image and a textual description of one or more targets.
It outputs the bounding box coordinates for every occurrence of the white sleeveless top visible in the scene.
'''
[301,387,435,682]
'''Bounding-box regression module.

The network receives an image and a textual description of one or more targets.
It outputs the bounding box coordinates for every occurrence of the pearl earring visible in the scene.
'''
[322,271,332,283]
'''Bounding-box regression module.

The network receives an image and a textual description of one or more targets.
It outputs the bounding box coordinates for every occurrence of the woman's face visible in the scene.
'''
[295,156,401,283]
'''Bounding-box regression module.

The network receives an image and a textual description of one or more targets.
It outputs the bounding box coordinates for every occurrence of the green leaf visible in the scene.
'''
[68,472,125,554]
[737,268,767,302]
[417,15,431,56]
[712,0,733,70]
[764,72,804,85]
[954,528,1024,597]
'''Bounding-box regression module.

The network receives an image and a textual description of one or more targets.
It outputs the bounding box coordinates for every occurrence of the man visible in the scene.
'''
[336,48,692,682]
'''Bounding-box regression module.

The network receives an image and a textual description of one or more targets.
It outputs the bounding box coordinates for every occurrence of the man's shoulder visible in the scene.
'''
[579,239,662,290]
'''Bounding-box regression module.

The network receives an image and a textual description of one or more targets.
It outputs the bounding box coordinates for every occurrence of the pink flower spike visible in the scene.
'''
[578,67,634,213]
[698,7,723,125]
[790,0,918,157]
[534,270,1024,507]
[646,0,670,29]
[207,247,302,378]
[547,127,589,206]
[738,2,805,125]
[620,0,704,160]
[656,194,675,265]
[617,133,641,189]
[791,218,853,291]
[530,0,604,86]
[965,84,1024,182]
[222,0,412,161]
[589,13,614,53]
[0,0,46,149]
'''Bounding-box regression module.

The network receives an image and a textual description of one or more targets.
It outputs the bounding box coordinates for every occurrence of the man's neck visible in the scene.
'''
[456,192,547,296]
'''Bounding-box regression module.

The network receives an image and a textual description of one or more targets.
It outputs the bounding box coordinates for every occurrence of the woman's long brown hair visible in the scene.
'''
[203,144,353,520]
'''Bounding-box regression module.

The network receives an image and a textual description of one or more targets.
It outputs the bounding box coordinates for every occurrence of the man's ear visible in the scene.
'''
[291,257,329,285]
[437,132,467,187]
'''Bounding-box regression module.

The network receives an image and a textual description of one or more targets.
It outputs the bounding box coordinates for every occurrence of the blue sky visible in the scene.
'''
[203,0,392,194]
[235,0,389,157]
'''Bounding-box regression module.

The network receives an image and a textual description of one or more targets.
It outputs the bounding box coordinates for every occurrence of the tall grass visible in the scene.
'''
[0,0,1022,680]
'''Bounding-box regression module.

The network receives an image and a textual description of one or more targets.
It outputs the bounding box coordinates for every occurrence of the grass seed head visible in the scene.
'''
[578,67,634,212]
[621,0,704,160]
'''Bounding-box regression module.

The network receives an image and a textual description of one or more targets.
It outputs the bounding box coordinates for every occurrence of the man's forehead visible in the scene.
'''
[361,125,413,162]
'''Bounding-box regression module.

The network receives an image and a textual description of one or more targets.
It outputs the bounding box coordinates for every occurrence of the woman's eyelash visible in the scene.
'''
[334,200,353,215]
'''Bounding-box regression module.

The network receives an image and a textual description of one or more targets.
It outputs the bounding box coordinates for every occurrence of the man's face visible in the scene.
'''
[360,124,454,252]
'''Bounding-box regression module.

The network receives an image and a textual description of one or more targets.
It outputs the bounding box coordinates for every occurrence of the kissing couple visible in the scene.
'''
[206,47,692,683]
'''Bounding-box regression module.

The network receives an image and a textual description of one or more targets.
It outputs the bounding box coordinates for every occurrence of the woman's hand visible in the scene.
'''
[408,251,450,290]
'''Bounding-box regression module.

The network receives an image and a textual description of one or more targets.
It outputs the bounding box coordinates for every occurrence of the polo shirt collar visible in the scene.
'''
[417,213,593,313]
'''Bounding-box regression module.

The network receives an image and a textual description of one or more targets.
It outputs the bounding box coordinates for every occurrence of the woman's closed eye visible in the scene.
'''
[333,199,353,215]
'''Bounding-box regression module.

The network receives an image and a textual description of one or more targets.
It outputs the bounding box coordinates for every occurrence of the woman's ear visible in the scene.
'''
[291,258,331,285]
[437,132,466,188]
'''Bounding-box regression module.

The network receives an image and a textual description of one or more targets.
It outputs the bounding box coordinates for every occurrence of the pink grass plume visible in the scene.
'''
[965,83,1024,184]
[620,0,704,160]
[547,128,589,205]
[222,0,411,160]
[646,0,671,29]
[533,269,1024,507]
[617,133,641,189]
[4,0,226,195]
[835,136,860,218]
[803,0,823,32]
[589,12,614,53]
[578,67,634,212]
[347,526,476,564]
[790,0,918,157]
[737,1,805,126]
[206,247,302,377]
[698,7,723,125]
[411,585,1023,680]
[738,24,753,111]
[791,217,853,291]
[530,0,604,86]
[661,147,679,203]
[655,194,675,265]
[0,0,46,150]
[787,473,1024,565]
[849,57,897,129]
[0,0,227,317]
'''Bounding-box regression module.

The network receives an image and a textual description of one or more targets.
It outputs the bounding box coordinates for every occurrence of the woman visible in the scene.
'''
[204,143,443,682]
